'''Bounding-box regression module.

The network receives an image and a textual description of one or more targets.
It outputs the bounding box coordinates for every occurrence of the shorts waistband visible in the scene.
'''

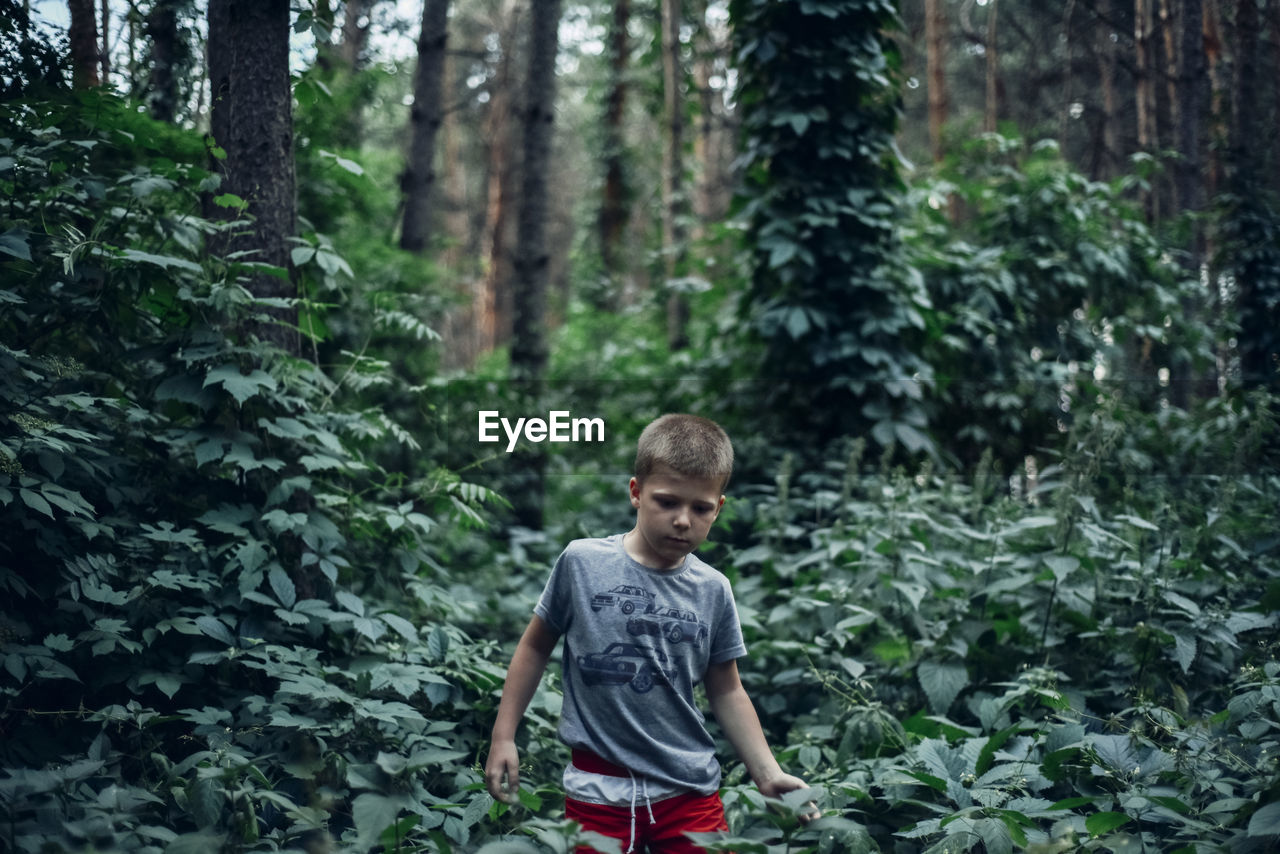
[571,748,632,778]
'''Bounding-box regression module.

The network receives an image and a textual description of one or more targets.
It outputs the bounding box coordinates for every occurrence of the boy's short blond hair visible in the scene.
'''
[634,414,734,490]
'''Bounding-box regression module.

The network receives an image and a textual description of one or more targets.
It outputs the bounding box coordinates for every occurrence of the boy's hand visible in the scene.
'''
[485,740,521,804]
[759,773,821,824]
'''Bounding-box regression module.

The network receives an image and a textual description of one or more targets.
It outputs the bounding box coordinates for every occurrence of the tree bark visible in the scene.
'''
[479,0,522,354]
[510,0,562,382]
[983,0,999,133]
[1134,0,1159,219]
[68,0,100,88]
[145,0,179,121]
[925,0,948,161]
[99,0,109,85]
[1174,0,1204,217]
[339,0,378,70]
[599,0,630,290]
[509,0,563,531]
[1094,0,1119,179]
[661,0,689,350]
[207,0,298,354]
[399,0,451,253]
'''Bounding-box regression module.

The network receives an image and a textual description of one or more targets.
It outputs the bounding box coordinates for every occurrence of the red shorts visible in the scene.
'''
[565,750,730,854]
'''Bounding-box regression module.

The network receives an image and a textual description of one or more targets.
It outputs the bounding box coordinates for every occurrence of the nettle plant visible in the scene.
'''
[0,94,507,852]
[717,424,1279,852]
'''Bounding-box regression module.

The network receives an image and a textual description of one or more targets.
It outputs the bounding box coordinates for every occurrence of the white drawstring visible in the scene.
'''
[624,772,656,853]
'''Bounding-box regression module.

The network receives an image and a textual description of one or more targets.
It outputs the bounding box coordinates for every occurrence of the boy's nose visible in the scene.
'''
[673,509,690,529]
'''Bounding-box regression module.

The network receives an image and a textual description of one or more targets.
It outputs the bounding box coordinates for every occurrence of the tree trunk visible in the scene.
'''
[1134,0,1159,219]
[339,0,376,69]
[479,0,522,354]
[145,0,179,122]
[1094,0,1119,179]
[399,0,451,253]
[925,0,948,162]
[661,0,689,350]
[1160,0,1180,175]
[1058,0,1076,149]
[508,0,563,530]
[99,0,109,85]
[510,0,562,381]
[599,0,630,291]
[68,0,100,88]
[207,0,298,354]
[983,0,998,133]
[1174,0,1204,217]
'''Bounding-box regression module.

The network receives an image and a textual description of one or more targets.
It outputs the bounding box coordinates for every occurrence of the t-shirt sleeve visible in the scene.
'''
[708,578,747,664]
[533,548,574,634]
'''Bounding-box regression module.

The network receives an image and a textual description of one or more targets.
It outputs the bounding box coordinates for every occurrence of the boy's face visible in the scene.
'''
[626,465,725,570]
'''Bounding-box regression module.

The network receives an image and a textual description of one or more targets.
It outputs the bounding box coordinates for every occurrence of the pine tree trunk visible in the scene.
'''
[1175,0,1204,217]
[983,0,998,133]
[599,0,630,289]
[99,0,109,85]
[1095,0,1119,178]
[68,0,100,88]
[207,0,298,354]
[1134,0,1159,219]
[510,0,562,382]
[479,0,522,353]
[145,0,179,121]
[399,0,451,253]
[661,0,689,350]
[339,0,375,67]
[925,0,948,162]
[509,0,563,530]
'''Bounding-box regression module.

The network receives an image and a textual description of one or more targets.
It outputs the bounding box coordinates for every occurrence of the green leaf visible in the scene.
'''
[0,229,32,261]
[213,192,249,211]
[428,626,449,662]
[336,590,365,616]
[19,488,55,519]
[120,248,203,273]
[269,567,297,609]
[352,792,403,848]
[1248,802,1280,837]
[195,616,236,647]
[1086,812,1132,836]
[918,660,968,715]
[202,364,278,405]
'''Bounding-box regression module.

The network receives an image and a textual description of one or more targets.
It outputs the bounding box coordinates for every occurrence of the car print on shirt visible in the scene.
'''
[577,642,677,693]
[625,605,709,648]
[590,584,656,615]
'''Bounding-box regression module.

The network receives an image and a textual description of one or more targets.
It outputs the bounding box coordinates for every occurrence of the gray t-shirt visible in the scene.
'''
[534,534,747,794]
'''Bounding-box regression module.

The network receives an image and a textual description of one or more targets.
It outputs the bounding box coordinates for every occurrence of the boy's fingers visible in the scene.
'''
[504,767,520,802]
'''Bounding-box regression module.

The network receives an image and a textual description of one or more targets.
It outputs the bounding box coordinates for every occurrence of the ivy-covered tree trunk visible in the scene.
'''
[399,0,451,253]
[730,0,930,452]
[207,0,298,354]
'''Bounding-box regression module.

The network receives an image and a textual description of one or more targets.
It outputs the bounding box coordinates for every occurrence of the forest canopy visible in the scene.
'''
[1,0,1278,852]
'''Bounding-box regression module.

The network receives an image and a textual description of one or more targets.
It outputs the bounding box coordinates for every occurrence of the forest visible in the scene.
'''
[1,0,1278,851]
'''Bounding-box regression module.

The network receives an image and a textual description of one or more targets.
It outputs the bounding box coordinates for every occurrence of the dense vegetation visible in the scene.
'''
[3,2,1279,853]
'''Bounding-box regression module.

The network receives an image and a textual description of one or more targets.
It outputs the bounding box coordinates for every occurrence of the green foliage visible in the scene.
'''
[909,135,1215,470]
[730,0,931,453]
[0,91,507,852]
[714,416,1278,852]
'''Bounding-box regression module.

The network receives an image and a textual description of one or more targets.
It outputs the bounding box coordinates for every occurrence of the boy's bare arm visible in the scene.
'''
[705,659,814,806]
[485,614,560,803]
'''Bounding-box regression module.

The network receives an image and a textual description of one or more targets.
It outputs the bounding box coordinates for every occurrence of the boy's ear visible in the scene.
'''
[629,477,641,507]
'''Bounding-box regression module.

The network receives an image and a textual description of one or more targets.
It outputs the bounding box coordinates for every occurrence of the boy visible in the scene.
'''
[484,414,812,853]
